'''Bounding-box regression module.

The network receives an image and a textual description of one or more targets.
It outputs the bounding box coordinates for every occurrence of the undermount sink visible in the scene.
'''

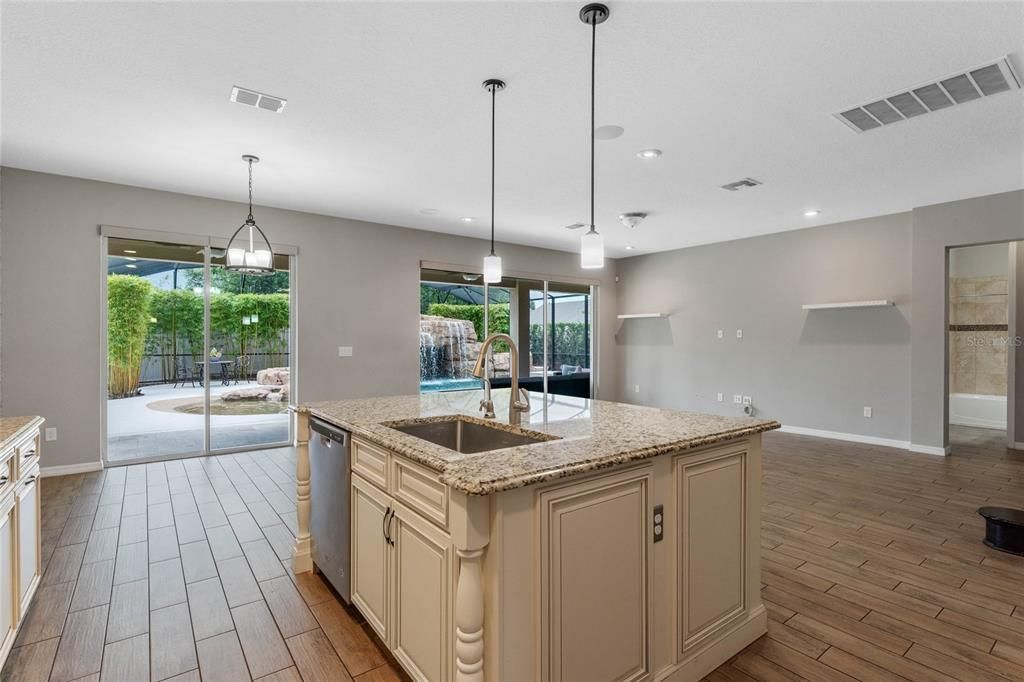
[387,417,555,454]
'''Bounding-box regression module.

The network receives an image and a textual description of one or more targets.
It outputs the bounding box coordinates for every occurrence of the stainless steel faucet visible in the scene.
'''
[472,333,530,424]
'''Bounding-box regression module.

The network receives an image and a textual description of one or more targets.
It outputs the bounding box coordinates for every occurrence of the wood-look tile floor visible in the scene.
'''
[5,426,1023,681]
[709,425,1024,681]
[2,447,407,682]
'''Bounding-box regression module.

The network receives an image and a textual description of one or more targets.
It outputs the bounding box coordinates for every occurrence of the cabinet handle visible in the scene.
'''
[386,509,396,546]
[383,506,392,544]
[23,449,36,459]
[0,476,7,485]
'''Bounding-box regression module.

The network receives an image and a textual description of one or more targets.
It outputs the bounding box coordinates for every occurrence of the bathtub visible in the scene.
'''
[949,393,1007,430]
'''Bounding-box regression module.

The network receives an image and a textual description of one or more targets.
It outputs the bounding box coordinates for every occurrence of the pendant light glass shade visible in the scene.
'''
[580,227,604,269]
[483,254,503,283]
[226,155,275,275]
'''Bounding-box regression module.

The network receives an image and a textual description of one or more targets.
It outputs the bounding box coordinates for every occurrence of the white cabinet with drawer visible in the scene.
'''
[0,418,45,669]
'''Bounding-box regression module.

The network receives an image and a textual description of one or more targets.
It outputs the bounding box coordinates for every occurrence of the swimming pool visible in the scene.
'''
[419,377,483,393]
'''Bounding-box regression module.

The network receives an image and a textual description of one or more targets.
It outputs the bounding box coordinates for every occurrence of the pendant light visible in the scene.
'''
[226,154,275,275]
[579,3,609,269]
[482,78,505,284]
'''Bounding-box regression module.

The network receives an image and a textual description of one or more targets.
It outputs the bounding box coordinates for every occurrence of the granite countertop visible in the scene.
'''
[298,390,779,495]
[0,416,44,449]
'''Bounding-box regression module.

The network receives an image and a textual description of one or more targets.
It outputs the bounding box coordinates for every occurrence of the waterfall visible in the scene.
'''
[444,320,469,378]
[419,331,439,380]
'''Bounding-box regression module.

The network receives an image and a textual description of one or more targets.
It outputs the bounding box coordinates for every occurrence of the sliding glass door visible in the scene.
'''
[104,235,293,464]
[418,266,595,400]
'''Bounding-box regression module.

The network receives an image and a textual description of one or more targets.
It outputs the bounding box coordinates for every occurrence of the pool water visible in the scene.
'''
[419,378,484,393]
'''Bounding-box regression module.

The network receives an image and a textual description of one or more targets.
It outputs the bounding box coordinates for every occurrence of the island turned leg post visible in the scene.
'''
[451,492,490,682]
[455,548,485,682]
[292,409,313,573]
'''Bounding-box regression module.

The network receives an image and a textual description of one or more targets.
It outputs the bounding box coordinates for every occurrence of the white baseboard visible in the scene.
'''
[40,461,104,478]
[908,443,951,457]
[1012,442,1024,451]
[950,417,1007,430]
[777,425,911,451]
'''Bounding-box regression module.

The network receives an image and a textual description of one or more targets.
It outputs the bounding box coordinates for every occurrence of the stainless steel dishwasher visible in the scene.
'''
[309,417,351,603]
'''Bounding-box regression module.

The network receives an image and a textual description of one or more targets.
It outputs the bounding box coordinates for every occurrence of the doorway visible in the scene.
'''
[947,240,1022,450]
[103,235,294,464]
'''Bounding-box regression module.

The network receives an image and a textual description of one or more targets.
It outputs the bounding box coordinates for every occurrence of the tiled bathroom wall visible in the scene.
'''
[949,275,1008,395]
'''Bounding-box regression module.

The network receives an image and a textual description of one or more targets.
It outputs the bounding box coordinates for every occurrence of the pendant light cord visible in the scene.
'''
[589,18,596,234]
[247,158,255,223]
[490,84,496,257]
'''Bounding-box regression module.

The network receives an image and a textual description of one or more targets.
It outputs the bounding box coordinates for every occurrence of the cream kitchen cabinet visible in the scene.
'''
[350,437,454,682]
[0,417,44,669]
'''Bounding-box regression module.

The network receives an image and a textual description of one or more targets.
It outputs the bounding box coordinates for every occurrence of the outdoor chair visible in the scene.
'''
[172,359,195,388]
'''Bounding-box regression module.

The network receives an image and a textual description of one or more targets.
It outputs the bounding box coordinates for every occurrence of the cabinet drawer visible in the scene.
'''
[14,432,39,481]
[352,438,390,491]
[391,457,448,531]
[0,452,14,502]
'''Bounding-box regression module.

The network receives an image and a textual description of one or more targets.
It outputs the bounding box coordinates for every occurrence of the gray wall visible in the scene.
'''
[614,213,913,442]
[0,168,618,469]
[910,190,1024,450]
[949,242,1009,278]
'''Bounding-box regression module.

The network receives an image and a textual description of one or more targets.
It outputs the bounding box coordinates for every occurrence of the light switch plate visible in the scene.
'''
[736,329,743,339]
[45,428,57,442]
[634,384,640,393]
[338,346,353,357]
[717,392,724,402]
[863,406,873,418]
[717,329,723,339]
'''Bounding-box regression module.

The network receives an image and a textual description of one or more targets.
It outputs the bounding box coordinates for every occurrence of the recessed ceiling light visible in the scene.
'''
[123,249,137,254]
[595,125,624,140]
[804,210,821,217]
[460,217,476,223]
[636,149,662,159]
[125,264,137,269]
[625,245,635,251]
[419,208,441,215]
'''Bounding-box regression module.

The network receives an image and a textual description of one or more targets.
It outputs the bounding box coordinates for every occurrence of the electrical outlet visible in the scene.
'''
[337,346,353,357]
[717,329,723,339]
[634,384,640,393]
[863,406,873,418]
[733,395,742,404]
[45,428,57,442]
[743,396,752,405]
[717,392,724,402]
[736,329,743,339]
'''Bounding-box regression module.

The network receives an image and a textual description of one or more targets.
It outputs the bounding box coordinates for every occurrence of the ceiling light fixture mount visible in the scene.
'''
[803,210,821,217]
[225,154,275,275]
[636,149,662,159]
[579,2,609,270]
[482,78,506,284]
[619,212,648,229]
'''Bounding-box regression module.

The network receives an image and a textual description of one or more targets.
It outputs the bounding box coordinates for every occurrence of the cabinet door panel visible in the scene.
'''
[391,502,451,682]
[18,474,41,607]
[539,466,653,682]
[351,472,390,642]
[677,449,746,654]
[0,498,16,662]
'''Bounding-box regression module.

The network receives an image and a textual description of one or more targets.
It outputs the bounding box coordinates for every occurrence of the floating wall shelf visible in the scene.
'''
[801,300,894,310]
[616,313,666,319]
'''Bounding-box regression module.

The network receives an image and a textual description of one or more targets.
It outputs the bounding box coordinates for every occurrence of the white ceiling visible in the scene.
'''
[3,1,1023,257]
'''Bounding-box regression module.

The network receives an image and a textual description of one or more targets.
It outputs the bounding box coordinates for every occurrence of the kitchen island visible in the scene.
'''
[292,390,778,682]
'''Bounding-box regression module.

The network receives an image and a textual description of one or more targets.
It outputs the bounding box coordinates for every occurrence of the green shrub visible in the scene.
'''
[148,289,204,379]
[530,322,588,369]
[108,274,153,398]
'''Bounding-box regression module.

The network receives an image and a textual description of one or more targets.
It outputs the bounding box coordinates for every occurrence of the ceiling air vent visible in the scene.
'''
[230,86,287,113]
[835,56,1021,133]
[720,177,762,192]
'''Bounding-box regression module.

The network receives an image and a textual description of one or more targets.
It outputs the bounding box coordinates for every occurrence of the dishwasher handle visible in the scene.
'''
[310,418,350,447]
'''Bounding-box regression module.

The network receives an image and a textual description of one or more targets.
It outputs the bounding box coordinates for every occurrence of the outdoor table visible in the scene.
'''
[208,359,235,386]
